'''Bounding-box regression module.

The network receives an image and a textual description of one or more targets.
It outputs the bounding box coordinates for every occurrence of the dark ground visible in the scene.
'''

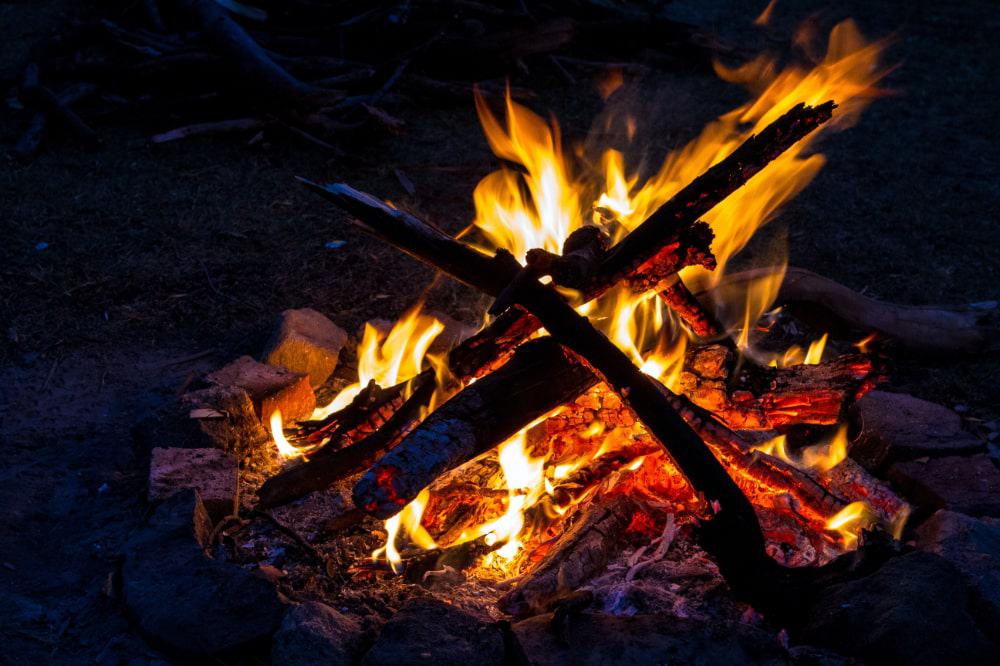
[1,0,998,663]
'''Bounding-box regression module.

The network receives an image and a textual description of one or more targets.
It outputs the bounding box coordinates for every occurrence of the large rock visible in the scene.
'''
[263,309,349,387]
[272,601,366,666]
[361,597,503,666]
[799,551,998,665]
[850,391,983,469]
[514,612,791,665]
[206,355,315,424]
[123,490,286,659]
[917,510,1000,634]
[148,447,237,522]
[888,454,1000,516]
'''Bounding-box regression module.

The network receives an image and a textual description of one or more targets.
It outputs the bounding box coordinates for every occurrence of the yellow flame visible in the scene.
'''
[826,500,875,548]
[313,305,444,420]
[755,424,848,473]
[373,488,436,574]
[269,409,310,460]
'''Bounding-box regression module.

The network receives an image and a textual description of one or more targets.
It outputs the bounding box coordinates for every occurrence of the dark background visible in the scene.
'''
[1,1,997,662]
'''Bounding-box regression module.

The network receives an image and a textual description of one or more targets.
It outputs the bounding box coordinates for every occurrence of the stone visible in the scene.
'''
[361,597,503,666]
[888,454,1000,516]
[917,510,1000,634]
[850,391,983,469]
[263,309,349,387]
[148,447,238,522]
[181,385,276,470]
[123,490,286,659]
[272,601,366,666]
[799,551,998,665]
[207,355,315,424]
[513,612,791,665]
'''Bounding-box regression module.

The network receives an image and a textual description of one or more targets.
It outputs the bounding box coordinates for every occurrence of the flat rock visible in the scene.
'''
[426,310,478,354]
[850,391,983,469]
[148,447,238,522]
[888,454,1000,516]
[207,355,315,424]
[123,490,286,659]
[272,601,366,666]
[513,612,791,666]
[917,510,1000,634]
[263,308,349,387]
[361,597,503,666]
[799,551,998,665]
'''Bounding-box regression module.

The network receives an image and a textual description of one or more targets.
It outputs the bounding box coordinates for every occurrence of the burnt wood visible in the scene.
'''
[351,338,596,516]
[256,370,435,509]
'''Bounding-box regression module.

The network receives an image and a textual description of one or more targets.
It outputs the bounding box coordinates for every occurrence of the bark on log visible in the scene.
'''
[699,267,1000,356]
[351,338,596,516]
[497,495,638,618]
[255,370,435,509]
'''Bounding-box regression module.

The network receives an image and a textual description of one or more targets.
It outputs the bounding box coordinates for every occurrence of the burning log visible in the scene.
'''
[498,495,639,618]
[679,344,878,429]
[699,267,1000,355]
[656,278,724,338]
[549,439,662,506]
[256,370,435,509]
[291,371,426,448]
[352,338,595,517]
[444,102,836,378]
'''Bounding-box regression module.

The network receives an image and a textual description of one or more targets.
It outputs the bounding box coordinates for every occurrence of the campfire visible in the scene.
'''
[228,18,916,620]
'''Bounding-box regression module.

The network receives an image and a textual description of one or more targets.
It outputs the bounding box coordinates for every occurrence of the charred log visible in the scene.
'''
[351,338,595,517]
[256,370,435,509]
[498,495,639,618]
[679,344,879,429]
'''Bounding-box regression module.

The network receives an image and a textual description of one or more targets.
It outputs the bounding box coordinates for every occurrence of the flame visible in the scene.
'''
[371,19,889,572]
[270,409,312,459]
[312,305,444,420]
[755,424,848,473]
[373,488,436,574]
[826,500,876,548]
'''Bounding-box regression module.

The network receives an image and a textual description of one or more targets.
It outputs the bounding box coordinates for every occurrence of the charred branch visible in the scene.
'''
[256,370,435,509]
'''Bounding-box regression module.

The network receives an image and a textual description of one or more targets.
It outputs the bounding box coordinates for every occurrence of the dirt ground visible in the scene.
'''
[1,1,998,663]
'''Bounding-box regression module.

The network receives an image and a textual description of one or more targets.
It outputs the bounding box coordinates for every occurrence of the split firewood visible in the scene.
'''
[699,267,1000,355]
[255,370,435,509]
[497,495,639,618]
